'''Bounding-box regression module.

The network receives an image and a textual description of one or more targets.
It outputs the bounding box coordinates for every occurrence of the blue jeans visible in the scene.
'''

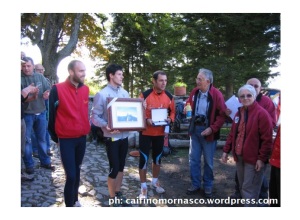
[32,129,51,154]
[23,111,51,168]
[189,125,217,190]
[59,136,87,207]
[32,101,50,154]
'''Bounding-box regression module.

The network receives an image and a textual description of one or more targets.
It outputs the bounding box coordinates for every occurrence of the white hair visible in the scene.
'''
[238,84,257,98]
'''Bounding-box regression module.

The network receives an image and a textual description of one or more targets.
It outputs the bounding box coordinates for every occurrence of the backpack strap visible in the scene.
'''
[142,88,153,100]
[142,88,173,101]
[164,90,173,101]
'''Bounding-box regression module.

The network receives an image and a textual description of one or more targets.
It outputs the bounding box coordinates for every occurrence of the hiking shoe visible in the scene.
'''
[230,191,242,199]
[204,188,212,198]
[186,185,201,195]
[73,201,82,207]
[21,172,34,182]
[115,192,132,207]
[151,181,165,194]
[139,187,148,199]
[25,167,34,175]
[40,163,55,171]
[109,196,122,207]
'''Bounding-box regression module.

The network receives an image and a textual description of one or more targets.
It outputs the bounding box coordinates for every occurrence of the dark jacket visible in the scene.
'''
[186,85,227,141]
[223,101,273,165]
[48,78,90,143]
[256,93,276,127]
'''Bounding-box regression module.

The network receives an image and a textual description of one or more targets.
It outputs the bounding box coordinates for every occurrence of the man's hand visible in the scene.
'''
[165,117,172,124]
[21,83,38,98]
[255,160,264,171]
[43,90,50,100]
[201,127,212,136]
[146,118,153,126]
[106,125,120,134]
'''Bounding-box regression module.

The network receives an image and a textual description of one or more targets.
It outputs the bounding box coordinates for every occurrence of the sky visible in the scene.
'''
[1,0,299,219]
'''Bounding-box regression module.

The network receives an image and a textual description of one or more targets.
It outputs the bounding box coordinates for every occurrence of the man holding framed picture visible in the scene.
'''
[91,64,131,207]
[138,70,176,199]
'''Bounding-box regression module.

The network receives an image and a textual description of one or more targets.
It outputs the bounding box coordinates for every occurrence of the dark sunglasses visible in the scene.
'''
[239,94,253,99]
[249,84,259,88]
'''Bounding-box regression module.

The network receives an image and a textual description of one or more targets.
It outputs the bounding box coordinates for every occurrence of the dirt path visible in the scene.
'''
[142,146,271,207]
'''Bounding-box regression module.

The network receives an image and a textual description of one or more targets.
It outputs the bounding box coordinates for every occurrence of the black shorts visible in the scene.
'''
[104,137,128,178]
[139,135,164,169]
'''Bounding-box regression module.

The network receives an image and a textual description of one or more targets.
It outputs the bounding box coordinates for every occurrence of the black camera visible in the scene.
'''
[194,115,207,125]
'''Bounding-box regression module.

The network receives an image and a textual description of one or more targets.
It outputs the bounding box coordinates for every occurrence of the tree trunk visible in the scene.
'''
[36,13,83,84]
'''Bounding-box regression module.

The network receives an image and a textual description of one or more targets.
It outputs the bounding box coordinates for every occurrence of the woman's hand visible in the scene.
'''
[221,152,228,163]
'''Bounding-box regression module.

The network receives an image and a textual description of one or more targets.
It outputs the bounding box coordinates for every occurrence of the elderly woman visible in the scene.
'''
[221,84,273,206]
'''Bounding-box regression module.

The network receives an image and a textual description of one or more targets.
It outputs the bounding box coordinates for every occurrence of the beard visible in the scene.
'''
[72,73,85,84]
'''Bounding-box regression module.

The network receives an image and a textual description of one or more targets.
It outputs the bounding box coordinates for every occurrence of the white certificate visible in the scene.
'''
[225,95,242,120]
[151,108,168,126]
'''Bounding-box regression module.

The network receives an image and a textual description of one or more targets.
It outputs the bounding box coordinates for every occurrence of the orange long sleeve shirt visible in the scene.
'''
[139,88,175,136]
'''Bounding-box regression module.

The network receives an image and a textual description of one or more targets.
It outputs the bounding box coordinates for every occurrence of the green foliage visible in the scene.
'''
[85,79,101,96]
[21,13,281,100]
[104,13,280,99]
[21,13,108,83]
[173,81,187,88]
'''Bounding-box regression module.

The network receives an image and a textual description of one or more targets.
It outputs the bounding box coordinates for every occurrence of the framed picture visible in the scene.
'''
[107,97,146,131]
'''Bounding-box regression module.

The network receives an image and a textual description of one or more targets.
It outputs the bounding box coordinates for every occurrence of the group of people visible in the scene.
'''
[21,55,280,207]
[182,70,280,207]
[44,61,176,207]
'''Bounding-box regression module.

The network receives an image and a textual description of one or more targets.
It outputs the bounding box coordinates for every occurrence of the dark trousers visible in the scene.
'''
[269,166,280,207]
[91,123,98,140]
[59,136,87,207]
[104,137,128,179]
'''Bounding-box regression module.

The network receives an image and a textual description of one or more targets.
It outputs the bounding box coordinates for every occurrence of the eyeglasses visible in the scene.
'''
[36,69,45,72]
[195,78,206,82]
[248,84,259,89]
[239,94,253,99]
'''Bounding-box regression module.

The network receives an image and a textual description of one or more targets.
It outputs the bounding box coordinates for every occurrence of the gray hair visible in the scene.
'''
[238,84,257,98]
[199,68,213,84]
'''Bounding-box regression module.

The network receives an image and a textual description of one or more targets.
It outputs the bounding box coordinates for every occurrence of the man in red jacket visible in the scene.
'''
[185,68,227,198]
[48,60,90,207]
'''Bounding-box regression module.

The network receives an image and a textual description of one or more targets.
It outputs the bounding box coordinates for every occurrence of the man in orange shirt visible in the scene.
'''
[138,70,175,199]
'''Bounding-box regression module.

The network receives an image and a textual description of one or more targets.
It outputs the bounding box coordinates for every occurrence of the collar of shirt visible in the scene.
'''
[199,90,208,98]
